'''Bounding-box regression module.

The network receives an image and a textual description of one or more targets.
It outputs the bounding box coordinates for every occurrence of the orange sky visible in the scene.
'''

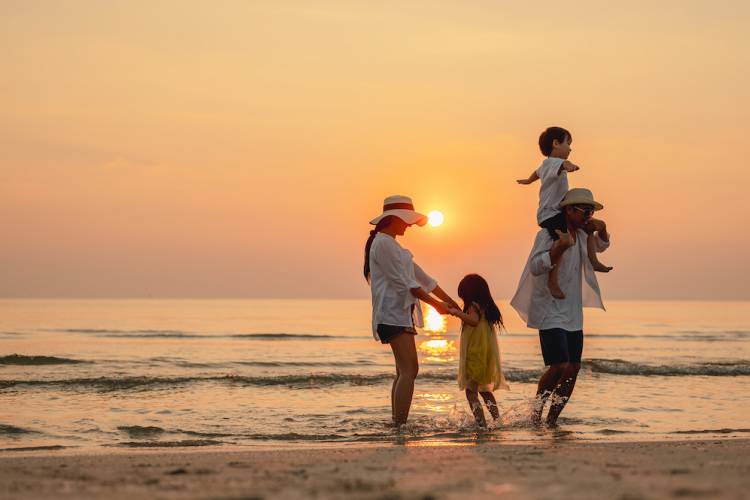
[2,1,749,299]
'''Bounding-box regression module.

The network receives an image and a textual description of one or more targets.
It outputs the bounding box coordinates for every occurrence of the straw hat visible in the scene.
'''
[370,195,428,226]
[559,188,604,211]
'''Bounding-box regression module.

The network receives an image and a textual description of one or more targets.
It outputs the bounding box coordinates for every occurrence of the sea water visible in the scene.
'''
[1,299,748,451]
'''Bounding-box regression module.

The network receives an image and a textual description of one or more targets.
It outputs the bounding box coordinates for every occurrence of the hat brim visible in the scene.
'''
[370,209,428,226]
[560,199,604,211]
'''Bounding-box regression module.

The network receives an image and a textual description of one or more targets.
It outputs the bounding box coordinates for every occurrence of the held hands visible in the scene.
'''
[432,301,450,315]
[432,300,460,316]
[446,306,462,317]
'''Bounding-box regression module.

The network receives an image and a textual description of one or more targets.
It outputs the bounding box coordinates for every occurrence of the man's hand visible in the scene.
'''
[585,218,607,234]
[517,178,534,185]
[555,230,574,248]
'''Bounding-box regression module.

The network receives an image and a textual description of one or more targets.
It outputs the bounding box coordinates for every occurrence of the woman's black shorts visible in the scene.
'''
[376,324,417,344]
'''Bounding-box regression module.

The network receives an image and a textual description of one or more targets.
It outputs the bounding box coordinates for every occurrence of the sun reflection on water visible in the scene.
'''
[418,338,456,363]
[422,304,446,333]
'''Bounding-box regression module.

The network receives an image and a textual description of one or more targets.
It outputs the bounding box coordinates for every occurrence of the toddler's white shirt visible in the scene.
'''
[536,157,568,224]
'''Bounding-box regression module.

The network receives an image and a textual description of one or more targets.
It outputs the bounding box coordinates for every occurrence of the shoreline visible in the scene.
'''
[2,430,749,456]
[1,438,748,499]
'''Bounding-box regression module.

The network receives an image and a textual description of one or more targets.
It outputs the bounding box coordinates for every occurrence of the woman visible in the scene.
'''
[364,195,458,425]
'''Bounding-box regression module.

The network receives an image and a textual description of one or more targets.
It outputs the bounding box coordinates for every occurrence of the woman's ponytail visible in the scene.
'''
[364,216,394,282]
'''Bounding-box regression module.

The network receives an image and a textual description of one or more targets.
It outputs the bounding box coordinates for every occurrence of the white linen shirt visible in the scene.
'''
[368,233,437,341]
[536,157,568,224]
[510,228,610,331]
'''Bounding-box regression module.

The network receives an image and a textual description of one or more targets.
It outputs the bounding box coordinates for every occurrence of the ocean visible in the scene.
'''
[1,299,748,452]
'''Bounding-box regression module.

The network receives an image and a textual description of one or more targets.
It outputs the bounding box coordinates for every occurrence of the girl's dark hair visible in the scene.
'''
[457,274,504,329]
[538,126,572,156]
[363,216,396,281]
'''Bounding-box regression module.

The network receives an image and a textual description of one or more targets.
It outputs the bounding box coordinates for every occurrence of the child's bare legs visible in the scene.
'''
[465,389,486,427]
[480,391,500,420]
[586,218,613,273]
[548,232,574,299]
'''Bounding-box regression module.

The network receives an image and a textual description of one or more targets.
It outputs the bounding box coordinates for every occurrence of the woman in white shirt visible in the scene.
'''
[364,195,458,425]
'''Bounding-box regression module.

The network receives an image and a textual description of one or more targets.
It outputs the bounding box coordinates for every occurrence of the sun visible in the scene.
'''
[427,210,444,227]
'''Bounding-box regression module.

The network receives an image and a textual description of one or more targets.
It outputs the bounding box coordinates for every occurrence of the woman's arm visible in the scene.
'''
[413,263,458,310]
[411,287,449,314]
[431,284,460,310]
[448,304,480,327]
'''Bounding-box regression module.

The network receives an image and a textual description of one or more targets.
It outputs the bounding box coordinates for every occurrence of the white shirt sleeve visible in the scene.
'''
[374,239,421,292]
[536,157,565,183]
[413,263,437,293]
[529,230,555,276]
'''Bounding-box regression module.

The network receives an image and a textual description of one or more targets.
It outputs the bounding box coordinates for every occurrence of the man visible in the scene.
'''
[511,188,611,426]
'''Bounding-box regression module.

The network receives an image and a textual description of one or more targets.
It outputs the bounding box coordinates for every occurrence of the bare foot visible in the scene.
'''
[593,262,613,273]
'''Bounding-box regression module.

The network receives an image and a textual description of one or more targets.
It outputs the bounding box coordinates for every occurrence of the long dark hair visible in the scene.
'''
[364,216,396,282]
[457,274,504,329]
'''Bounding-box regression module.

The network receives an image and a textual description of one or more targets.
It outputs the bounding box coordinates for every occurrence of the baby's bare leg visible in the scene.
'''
[586,218,613,272]
[548,265,564,299]
[548,235,572,299]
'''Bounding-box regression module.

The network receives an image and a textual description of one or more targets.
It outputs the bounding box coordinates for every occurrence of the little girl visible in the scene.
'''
[448,274,509,427]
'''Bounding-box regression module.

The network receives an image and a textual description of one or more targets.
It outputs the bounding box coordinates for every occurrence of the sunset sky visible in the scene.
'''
[2,1,749,299]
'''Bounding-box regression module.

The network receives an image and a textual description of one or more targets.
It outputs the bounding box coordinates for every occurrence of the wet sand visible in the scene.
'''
[1,439,748,499]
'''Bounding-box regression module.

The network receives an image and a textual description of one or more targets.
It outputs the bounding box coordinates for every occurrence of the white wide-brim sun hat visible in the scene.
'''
[559,187,604,211]
[370,195,428,226]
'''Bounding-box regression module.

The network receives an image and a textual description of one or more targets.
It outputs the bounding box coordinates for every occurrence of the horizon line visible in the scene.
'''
[1,296,749,302]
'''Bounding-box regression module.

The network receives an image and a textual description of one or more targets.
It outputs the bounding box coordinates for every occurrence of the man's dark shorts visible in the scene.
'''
[539,328,583,365]
[539,211,568,241]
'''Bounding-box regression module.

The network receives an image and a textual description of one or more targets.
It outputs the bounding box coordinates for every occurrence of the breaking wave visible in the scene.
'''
[0,369,542,391]
[115,439,223,448]
[47,329,345,339]
[0,354,89,365]
[671,428,750,435]
[0,424,38,435]
[584,358,750,376]
[2,359,748,393]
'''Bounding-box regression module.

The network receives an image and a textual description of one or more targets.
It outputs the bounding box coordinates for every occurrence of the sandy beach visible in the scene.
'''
[1,439,748,499]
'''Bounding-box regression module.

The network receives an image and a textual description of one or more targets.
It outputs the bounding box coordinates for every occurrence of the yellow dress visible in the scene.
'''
[458,306,509,392]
